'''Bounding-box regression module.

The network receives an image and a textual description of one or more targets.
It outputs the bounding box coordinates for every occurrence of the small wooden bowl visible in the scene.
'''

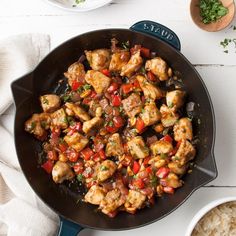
[190,0,235,32]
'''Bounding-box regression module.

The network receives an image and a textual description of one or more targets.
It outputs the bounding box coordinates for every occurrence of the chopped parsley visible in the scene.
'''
[100,165,109,171]
[150,175,157,187]
[199,0,228,24]
[30,122,36,131]
[122,41,130,49]
[83,84,91,90]
[160,153,167,159]
[42,97,49,105]
[62,94,71,102]
[77,174,84,182]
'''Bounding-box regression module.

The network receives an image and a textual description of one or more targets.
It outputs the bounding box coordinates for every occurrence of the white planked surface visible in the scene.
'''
[1,0,236,235]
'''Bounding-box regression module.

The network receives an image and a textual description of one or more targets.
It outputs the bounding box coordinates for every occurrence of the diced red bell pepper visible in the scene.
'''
[80,147,94,161]
[122,84,133,94]
[147,71,157,82]
[90,91,97,98]
[113,116,124,128]
[107,82,119,93]
[68,122,82,136]
[73,162,84,174]
[58,143,68,153]
[161,135,173,143]
[111,95,121,107]
[106,125,119,133]
[143,156,151,166]
[66,149,79,162]
[101,69,110,77]
[98,149,106,160]
[135,117,145,133]
[146,166,152,174]
[133,161,140,174]
[140,47,150,58]
[71,80,83,91]
[133,79,140,89]
[82,97,91,105]
[121,155,133,167]
[156,167,170,179]
[47,150,58,161]
[41,160,54,174]
[133,178,145,189]
[163,186,175,194]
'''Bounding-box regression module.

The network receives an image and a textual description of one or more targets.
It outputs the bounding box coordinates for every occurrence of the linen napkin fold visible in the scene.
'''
[0,34,59,236]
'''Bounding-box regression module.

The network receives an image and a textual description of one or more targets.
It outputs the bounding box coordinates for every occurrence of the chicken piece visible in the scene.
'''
[140,103,161,126]
[127,136,149,159]
[150,140,173,155]
[40,94,61,113]
[64,132,88,152]
[145,57,169,81]
[168,162,187,175]
[97,160,117,182]
[166,90,186,110]
[166,173,182,188]
[84,185,106,205]
[64,62,86,87]
[122,93,142,118]
[85,70,111,94]
[160,104,179,127]
[82,117,103,134]
[125,190,146,212]
[52,161,74,184]
[173,117,193,141]
[65,102,90,121]
[136,75,163,101]
[109,50,130,72]
[120,50,143,77]
[25,113,51,140]
[51,108,68,129]
[105,133,124,157]
[174,140,196,165]
[85,49,111,71]
[99,189,126,215]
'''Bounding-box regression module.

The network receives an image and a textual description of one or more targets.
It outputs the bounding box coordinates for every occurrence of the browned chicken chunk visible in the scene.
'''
[85,49,111,70]
[52,161,74,184]
[166,90,186,110]
[65,102,90,121]
[140,103,161,126]
[82,117,103,134]
[99,189,126,215]
[136,75,163,101]
[40,94,61,113]
[150,140,173,155]
[97,160,117,182]
[84,185,106,205]
[173,117,193,141]
[109,50,130,72]
[145,57,169,81]
[25,113,51,140]
[175,140,196,165]
[160,104,179,127]
[120,50,143,77]
[127,136,149,159]
[85,70,111,94]
[51,108,68,129]
[64,62,86,87]
[122,93,142,118]
[168,162,187,175]
[64,132,88,152]
[125,190,146,212]
[105,133,124,157]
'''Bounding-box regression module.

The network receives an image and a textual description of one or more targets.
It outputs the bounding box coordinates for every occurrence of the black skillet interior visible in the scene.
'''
[11,23,217,230]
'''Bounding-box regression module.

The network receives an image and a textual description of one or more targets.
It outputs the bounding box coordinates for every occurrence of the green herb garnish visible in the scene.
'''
[83,84,91,90]
[100,165,109,171]
[160,153,167,159]
[30,122,36,131]
[199,0,228,24]
[122,41,130,49]
[150,175,157,187]
[75,0,85,4]
[77,174,84,182]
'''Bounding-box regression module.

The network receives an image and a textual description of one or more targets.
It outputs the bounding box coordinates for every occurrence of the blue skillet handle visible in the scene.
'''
[130,20,181,51]
[58,217,84,236]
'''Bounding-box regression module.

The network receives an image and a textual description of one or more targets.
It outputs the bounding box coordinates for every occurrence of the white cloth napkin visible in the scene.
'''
[0,34,59,236]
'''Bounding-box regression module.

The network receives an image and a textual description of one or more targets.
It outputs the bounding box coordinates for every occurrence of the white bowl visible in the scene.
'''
[45,0,112,12]
[185,197,236,236]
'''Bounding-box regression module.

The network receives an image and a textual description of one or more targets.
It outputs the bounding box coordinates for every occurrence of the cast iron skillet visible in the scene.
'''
[11,21,217,235]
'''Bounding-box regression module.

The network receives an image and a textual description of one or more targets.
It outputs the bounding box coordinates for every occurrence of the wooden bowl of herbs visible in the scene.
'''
[190,0,235,32]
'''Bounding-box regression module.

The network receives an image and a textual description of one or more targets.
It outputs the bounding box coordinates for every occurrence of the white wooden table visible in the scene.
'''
[1,0,236,235]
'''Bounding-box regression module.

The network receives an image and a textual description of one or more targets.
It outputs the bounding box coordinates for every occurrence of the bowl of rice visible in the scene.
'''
[185,197,236,236]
